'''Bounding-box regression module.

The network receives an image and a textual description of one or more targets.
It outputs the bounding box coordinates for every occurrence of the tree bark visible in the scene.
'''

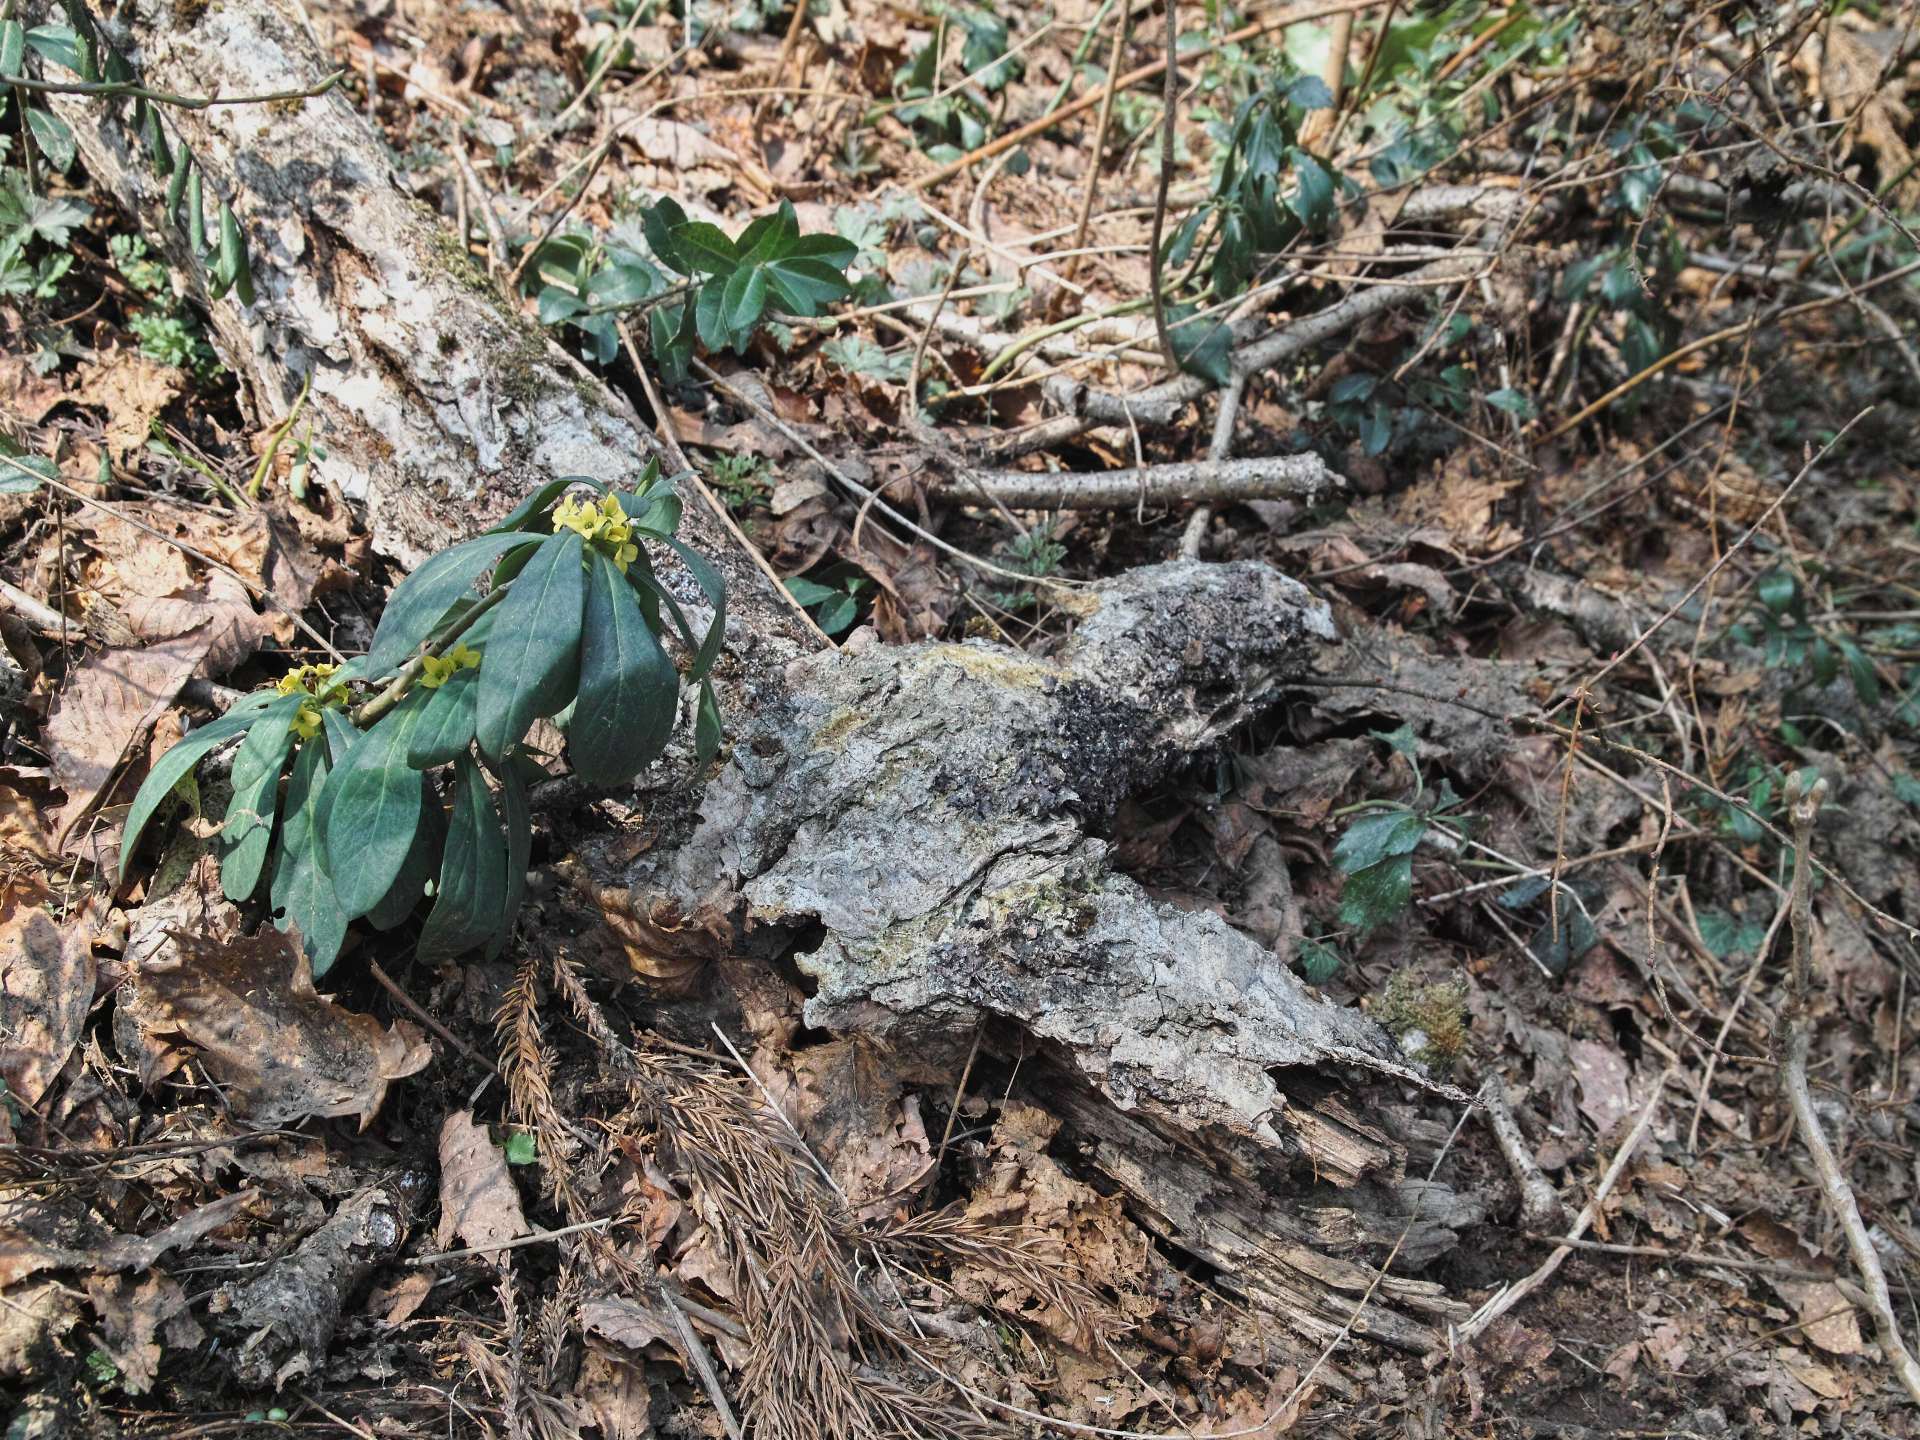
[57,0,1476,1358]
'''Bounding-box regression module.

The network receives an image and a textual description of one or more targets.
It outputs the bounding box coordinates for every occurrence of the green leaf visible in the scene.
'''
[1339,854,1413,932]
[319,699,427,920]
[694,279,731,351]
[1484,387,1535,418]
[762,256,851,316]
[187,167,207,258]
[784,577,839,607]
[650,298,695,381]
[417,754,508,961]
[572,550,678,787]
[1370,724,1418,762]
[364,803,444,931]
[487,478,575,535]
[0,447,55,494]
[408,663,482,767]
[25,108,76,173]
[1296,937,1341,984]
[737,202,799,266]
[670,222,740,277]
[721,264,769,338]
[503,1130,537,1165]
[1526,904,1598,977]
[270,739,348,975]
[119,692,279,879]
[1288,149,1335,229]
[474,531,586,763]
[165,143,193,217]
[1893,773,1920,809]
[694,677,722,766]
[642,196,692,272]
[1332,809,1425,875]
[1835,636,1880,705]
[1166,307,1234,387]
[365,531,537,675]
[821,335,912,382]
[1756,568,1798,618]
[22,24,83,72]
[0,22,24,77]
[1697,907,1770,959]
[219,692,306,901]
[663,538,727,680]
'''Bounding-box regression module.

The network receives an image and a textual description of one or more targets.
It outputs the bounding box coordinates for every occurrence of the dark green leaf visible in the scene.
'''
[364,802,444,931]
[165,142,192,216]
[721,264,769,339]
[1370,723,1418,762]
[1527,903,1598,978]
[474,532,586,763]
[1329,374,1375,403]
[220,692,306,901]
[1484,387,1534,418]
[1295,937,1341,984]
[1332,809,1425,874]
[1697,907,1770,959]
[270,738,348,975]
[1756,568,1798,618]
[407,663,481,768]
[0,22,24,77]
[1836,636,1880,705]
[671,222,739,276]
[694,677,722,766]
[1288,149,1334,229]
[572,550,678,787]
[784,577,839,607]
[642,196,691,272]
[25,108,76,173]
[1339,854,1412,932]
[417,754,508,961]
[663,538,727,680]
[763,257,851,316]
[365,531,537,675]
[318,699,427,919]
[1287,75,1335,110]
[1166,306,1233,387]
[486,478,575,535]
[694,279,731,351]
[119,692,279,879]
[22,24,83,72]
[737,201,800,266]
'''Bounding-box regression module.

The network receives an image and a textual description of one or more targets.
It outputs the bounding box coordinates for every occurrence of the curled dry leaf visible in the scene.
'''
[0,1188,257,1289]
[0,893,101,1109]
[72,352,184,462]
[434,1109,529,1258]
[85,1271,203,1395]
[128,929,430,1129]
[46,631,212,854]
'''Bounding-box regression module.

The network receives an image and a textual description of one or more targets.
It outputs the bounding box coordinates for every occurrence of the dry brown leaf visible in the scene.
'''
[0,893,100,1108]
[0,1189,255,1288]
[580,1296,679,1354]
[119,571,272,675]
[85,1271,201,1395]
[1773,1279,1864,1356]
[434,1109,529,1257]
[45,631,212,853]
[80,512,196,600]
[1568,1037,1633,1137]
[0,354,66,426]
[756,1038,932,1218]
[369,1270,435,1328]
[72,353,183,461]
[0,1279,80,1378]
[129,930,430,1129]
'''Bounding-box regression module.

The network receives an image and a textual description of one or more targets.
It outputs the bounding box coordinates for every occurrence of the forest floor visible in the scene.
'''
[4,0,1920,1436]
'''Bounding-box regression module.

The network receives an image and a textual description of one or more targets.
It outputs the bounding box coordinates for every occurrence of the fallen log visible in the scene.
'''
[57,0,1474,1371]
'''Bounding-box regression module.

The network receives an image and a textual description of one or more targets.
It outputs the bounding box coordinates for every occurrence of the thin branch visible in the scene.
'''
[1779,772,1920,1407]
[938,450,1336,511]
[3,69,343,110]
[1146,0,1180,373]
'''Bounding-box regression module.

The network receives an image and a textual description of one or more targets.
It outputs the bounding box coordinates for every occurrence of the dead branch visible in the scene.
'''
[1477,1075,1565,1234]
[933,452,1339,510]
[1779,772,1920,1407]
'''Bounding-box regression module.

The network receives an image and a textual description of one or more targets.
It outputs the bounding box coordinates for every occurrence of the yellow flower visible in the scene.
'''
[291,701,323,740]
[445,642,482,671]
[422,642,482,689]
[553,493,605,541]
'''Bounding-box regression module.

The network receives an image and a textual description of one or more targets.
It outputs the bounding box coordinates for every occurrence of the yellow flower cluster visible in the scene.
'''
[421,642,481,690]
[553,492,641,572]
[277,663,350,741]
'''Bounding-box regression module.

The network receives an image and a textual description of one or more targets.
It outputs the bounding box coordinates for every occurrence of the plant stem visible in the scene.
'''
[5,69,343,110]
[350,582,509,727]
[1147,0,1180,374]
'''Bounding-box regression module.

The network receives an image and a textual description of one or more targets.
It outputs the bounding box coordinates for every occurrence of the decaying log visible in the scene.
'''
[58,0,1477,1361]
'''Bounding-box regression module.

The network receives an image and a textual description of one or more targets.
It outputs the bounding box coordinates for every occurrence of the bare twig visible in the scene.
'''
[1479,1074,1566,1233]
[936,451,1337,510]
[1061,0,1134,286]
[1453,1067,1674,1345]
[1779,771,1920,1407]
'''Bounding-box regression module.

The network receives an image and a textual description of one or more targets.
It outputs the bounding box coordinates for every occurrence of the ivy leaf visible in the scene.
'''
[1296,937,1342,984]
[1165,305,1234,386]
[417,754,509,961]
[219,692,307,901]
[1697,907,1771,959]
[365,531,537,676]
[1339,854,1413,932]
[474,531,586,763]
[1756,568,1798,618]
[1526,904,1598,978]
[1332,809,1426,874]
[572,549,678,786]
[119,692,279,878]
[318,699,427,920]
[269,739,348,975]
[721,264,770,339]
[642,196,692,273]
[1288,148,1335,229]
